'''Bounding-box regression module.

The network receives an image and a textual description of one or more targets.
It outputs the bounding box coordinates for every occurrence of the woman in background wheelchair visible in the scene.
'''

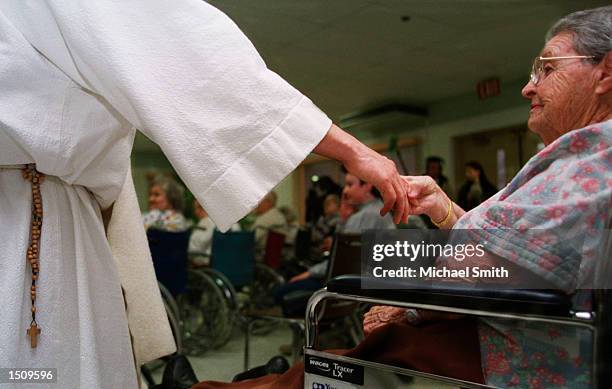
[190,6,611,389]
[143,174,191,232]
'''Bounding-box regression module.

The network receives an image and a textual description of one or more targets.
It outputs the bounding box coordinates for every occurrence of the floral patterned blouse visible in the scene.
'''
[453,120,611,388]
[142,209,192,232]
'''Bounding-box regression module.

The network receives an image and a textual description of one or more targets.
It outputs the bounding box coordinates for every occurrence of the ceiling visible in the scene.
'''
[134,0,608,151]
[207,0,609,121]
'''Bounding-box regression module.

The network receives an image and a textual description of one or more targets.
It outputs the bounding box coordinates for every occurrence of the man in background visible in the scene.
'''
[425,156,452,197]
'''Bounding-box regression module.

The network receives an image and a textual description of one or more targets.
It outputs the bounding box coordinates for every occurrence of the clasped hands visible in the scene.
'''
[317,125,451,225]
[346,151,452,226]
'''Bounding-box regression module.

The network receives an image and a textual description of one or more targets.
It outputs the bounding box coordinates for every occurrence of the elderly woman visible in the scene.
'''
[369,6,612,388]
[192,6,611,389]
[142,174,191,232]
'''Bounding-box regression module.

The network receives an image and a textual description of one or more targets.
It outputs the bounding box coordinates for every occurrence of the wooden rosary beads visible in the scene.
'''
[22,164,44,348]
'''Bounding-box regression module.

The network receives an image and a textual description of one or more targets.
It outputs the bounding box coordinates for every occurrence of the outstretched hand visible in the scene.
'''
[313,124,410,224]
[343,148,410,224]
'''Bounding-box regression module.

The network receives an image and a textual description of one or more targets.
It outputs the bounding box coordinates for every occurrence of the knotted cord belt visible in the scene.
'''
[22,164,44,348]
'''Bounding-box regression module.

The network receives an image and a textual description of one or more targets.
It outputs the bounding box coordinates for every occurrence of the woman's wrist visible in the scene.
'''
[432,199,453,228]
[428,190,450,222]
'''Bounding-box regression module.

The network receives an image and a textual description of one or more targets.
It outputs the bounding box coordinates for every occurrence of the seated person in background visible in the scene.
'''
[276,170,399,304]
[278,205,299,245]
[311,194,341,244]
[305,175,342,224]
[332,168,426,233]
[269,198,355,315]
[424,155,452,196]
[252,190,287,254]
[188,199,240,266]
[318,196,357,253]
[192,6,612,388]
[457,160,498,211]
[142,174,191,232]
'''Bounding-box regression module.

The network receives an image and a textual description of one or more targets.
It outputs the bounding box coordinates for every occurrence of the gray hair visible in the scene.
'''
[546,6,612,63]
[151,174,185,212]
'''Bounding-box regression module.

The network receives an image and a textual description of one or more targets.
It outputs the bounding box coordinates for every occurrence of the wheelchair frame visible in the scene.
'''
[304,286,597,389]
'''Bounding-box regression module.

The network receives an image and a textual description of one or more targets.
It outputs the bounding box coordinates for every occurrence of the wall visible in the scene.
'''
[352,78,531,190]
[131,78,533,214]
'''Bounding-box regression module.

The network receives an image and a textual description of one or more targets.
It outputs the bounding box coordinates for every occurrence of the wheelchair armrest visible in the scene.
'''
[327,275,573,317]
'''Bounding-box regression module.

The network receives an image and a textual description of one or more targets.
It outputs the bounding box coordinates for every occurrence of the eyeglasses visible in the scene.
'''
[529,55,595,86]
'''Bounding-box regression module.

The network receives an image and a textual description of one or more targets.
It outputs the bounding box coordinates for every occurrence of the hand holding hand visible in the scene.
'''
[401,176,444,217]
[343,149,409,224]
[402,176,463,227]
[313,125,410,225]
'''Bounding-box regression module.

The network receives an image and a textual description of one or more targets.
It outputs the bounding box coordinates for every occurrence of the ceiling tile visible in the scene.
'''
[204,0,611,120]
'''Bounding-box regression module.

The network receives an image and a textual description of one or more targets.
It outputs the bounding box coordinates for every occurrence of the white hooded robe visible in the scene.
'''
[0,1,331,388]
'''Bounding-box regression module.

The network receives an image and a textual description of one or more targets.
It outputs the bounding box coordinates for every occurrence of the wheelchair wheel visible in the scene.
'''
[178,269,233,354]
[141,284,186,387]
[250,263,285,309]
[164,297,184,353]
[159,282,181,324]
[200,267,239,312]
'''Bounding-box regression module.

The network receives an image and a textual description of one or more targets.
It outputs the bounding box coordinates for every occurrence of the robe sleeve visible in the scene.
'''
[10,0,331,231]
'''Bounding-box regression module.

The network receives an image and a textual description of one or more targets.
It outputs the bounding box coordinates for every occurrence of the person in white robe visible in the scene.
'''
[0,1,412,388]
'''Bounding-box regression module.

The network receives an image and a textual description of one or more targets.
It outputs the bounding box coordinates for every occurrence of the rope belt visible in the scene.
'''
[2,164,45,348]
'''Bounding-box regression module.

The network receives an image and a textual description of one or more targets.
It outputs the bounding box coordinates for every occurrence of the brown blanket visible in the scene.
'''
[191,317,484,389]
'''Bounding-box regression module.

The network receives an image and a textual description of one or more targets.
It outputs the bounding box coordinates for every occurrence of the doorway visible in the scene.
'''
[453,126,542,191]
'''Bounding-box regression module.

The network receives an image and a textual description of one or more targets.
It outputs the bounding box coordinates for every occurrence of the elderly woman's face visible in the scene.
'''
[521,33,600,144]
[148,184,171,211]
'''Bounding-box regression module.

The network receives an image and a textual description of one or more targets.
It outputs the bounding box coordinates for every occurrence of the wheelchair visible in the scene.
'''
[302,232,612,389]
[147,228,237,355]
[178,268,236,352]
[243,233,366,370]
[141,281,195,389]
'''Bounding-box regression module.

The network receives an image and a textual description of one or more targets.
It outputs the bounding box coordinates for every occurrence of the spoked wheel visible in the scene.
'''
[142,284,185,386]
[244,264,286,336]
[159,282,181,327]
[200,268,239,312]
[250,263,285,309]
[178,269,233,355]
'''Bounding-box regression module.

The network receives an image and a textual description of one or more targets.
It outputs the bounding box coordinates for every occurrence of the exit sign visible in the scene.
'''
[477,78,501,100]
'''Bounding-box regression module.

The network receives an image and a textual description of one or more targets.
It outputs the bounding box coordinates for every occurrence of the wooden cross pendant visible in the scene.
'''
[27,324,41,348]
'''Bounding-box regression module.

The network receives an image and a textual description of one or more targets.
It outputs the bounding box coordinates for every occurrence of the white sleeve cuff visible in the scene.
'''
[201,96,331,232]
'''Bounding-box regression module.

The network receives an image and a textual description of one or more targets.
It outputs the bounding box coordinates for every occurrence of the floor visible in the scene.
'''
[148,322,457,388]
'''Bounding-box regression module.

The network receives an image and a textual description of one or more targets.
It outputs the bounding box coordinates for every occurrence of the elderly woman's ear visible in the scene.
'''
[595,52,612,96]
